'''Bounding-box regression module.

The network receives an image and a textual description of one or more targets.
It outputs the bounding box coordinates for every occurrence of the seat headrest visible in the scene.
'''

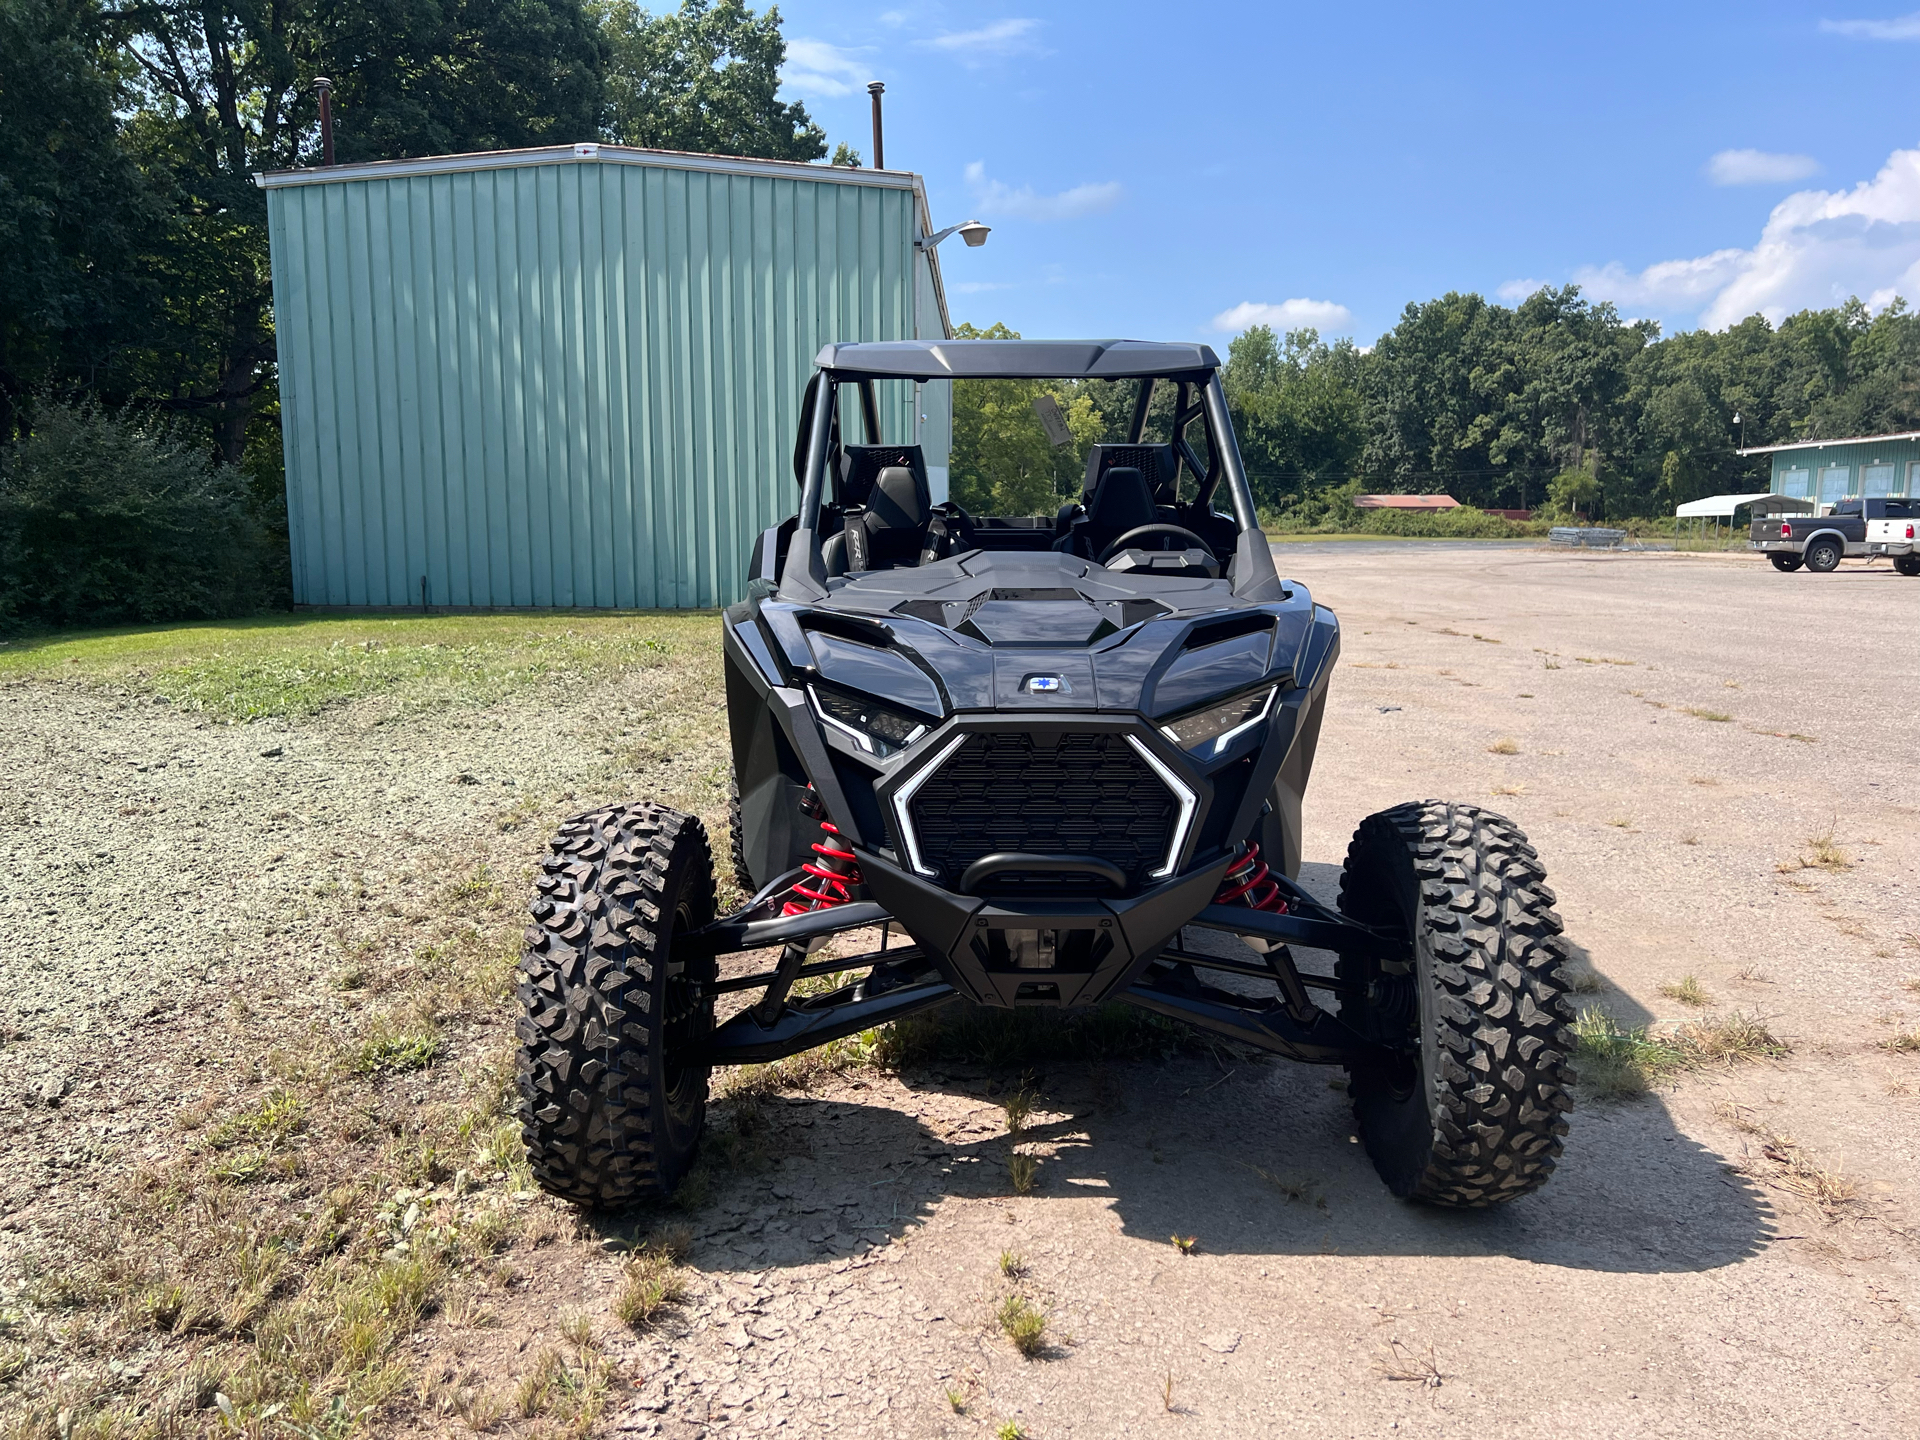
[1084,466,1154,532]
[869,465,929,531]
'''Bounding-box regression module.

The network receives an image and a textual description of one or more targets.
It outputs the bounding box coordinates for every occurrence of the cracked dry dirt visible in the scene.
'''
[4,546,1919,1439]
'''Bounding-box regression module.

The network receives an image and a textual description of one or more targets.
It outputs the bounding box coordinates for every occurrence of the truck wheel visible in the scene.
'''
[1804,538,1842,573]
[517,802,717,1206]
[727,771,754,892]
[1334,801,1575,1207]
[1769,553,1804,573]
[1895,554,1920,577]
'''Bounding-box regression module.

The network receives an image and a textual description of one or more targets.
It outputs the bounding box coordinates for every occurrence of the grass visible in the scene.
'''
[1487,737,1520,755]
[1879,1027,1920,1054]
[1572,1007,1789,1098]
[611,1245,690,1329]
[0,611,705,722]
[1170,1233,1197,1255]
[1659,975,1713,1008]
[998,1250,1028,1280]
[1008,1153,1039,1194]
[996,1295,1048,1358]
[1778,822,1852,873]
[1681,706,1734,722]
[1717,1105,1862,1221]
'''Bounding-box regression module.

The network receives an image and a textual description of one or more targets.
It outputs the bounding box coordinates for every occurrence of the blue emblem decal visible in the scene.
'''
[1024,674,1070,695]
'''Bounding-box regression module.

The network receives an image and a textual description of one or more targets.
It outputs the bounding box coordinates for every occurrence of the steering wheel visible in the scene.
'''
[1096,524,1215,566]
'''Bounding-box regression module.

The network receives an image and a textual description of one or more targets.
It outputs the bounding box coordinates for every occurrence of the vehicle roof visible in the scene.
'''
[813,339,1220,380]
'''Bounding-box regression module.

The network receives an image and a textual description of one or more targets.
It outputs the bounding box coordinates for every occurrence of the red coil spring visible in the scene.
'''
[782,791,863,915]
[1215,841,1288,914]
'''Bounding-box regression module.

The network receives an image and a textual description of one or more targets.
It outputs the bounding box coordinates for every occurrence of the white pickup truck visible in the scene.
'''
[1866,497,1920,575]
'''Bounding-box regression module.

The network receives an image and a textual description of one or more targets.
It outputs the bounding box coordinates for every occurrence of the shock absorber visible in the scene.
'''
[1215,841,1315,1021]
[782,787,863,914]
[1216,842,1288,918]
[758,788,861,1024]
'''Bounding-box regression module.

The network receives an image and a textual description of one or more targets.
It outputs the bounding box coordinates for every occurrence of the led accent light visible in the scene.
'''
[810,685,929,755]
[891,734,970,876]
[1124,734,1198,879]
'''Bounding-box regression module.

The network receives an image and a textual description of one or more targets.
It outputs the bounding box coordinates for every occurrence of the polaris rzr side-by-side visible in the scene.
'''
[515,339,1576,1210]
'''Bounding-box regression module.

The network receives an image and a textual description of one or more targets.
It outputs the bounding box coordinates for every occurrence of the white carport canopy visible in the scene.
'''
[1675,492,1813,518]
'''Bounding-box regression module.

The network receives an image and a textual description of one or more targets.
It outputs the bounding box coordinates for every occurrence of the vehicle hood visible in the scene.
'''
[748,550,1330,721]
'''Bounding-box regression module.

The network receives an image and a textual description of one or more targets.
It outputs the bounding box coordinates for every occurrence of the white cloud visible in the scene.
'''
[1210,299,1354,333]
[1708,148,1821,186]
[950,281,1014,294]
[877,9,910,26]
[781,38,868,98]
[963,160,1121,221]
[1572,143,1920,328]
[922,18,1040,61]
[1820,11,1920,38]
[1497,278,1549,302]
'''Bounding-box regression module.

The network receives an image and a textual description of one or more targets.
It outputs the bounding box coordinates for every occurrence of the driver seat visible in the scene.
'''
[1054,466,1155,561]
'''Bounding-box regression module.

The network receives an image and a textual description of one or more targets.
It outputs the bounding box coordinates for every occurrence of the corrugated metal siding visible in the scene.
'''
[1771,438,1920,498]
[267,158,921,608]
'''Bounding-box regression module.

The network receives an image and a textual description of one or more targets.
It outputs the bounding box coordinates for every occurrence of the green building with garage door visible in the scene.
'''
[257,142,956,610]
[1740,429,1920,512]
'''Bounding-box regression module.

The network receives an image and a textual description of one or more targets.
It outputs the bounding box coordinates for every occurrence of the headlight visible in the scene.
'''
[1159,685,1277,759]
[810,685,933,757]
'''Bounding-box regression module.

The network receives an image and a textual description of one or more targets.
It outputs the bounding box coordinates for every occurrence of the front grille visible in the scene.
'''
[906,732,1177,890]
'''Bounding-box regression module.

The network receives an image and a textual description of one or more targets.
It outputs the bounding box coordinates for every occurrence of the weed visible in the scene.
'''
[998,1250,1027,1280]
[1734,965,1774,984]
[1659,976,1713,1008]
[1247,1164,1324,1207]
[1170,1234,1197,1255]
[1606,816,1634,829]
[1723,1120,1861,1221]
[1008,1152,1038,1195]
[1681,707,1733,722]
[1163,1370,1177,1411]
[944,1386,969,1414]
[1688,776,1719,786]
[1487,737,1520,755]
[610,1248,687,1330]
[996,1295,1048,1358]
[1561,966,1605,994]
[996,1424,1027,1440]
[1879,1027,1920,1054]
[1002,1085,1037,1136]
[1491,782,1526,797]
[1575,655,1634,666]
[1802,822,1851,871]
[1571,1007,1788,1097]
[1374,1337,1445,1387]
[350,1011,444,1075]
[1904,978,1920,994]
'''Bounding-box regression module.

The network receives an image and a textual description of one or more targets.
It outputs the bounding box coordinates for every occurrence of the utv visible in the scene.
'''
[516,339,1575,1210]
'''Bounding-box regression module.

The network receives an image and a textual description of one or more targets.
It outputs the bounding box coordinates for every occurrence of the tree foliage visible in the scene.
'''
[599,0,823,160]
[948,323,1107,516]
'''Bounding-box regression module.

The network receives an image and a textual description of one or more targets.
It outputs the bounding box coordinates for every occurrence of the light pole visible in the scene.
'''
[1733,411,1745,450]
[916,221,991,251]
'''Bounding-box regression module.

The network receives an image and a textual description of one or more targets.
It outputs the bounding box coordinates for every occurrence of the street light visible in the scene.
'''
[916,221,991,251]
[1733,411,1745,449]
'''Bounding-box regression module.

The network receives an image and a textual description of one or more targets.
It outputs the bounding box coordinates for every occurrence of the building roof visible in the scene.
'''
[1351,494,1460,510]
[255,141,918,190]
[1736,429,1920,456]
[1674,492,1813,518]
[813,339,1220,380]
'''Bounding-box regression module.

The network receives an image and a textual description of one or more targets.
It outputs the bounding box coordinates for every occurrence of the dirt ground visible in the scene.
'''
[4,547,1918,1439]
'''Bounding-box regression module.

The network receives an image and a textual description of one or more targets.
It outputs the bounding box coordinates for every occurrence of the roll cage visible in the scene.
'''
[773,339,1284,604]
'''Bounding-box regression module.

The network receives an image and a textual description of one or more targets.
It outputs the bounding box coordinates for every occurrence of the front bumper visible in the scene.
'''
[855,845,1233,1006]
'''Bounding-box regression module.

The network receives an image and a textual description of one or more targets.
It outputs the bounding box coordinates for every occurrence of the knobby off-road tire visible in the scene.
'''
[1335,801,1575,1207]
[517,802,717,1207]
[1804,537,1843,573]
[1769,552,1804,573]
[727,771,754,893]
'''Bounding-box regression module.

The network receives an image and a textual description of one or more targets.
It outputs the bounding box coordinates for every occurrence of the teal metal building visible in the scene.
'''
[1741,430,1920,511]
[258,143,954,609]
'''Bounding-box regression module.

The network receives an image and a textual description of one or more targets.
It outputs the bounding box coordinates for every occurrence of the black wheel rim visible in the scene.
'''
[661,897,712,1115]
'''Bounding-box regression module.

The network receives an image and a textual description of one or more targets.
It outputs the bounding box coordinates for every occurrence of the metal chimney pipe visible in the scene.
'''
[867,81,885,171]
[315,76,335,166]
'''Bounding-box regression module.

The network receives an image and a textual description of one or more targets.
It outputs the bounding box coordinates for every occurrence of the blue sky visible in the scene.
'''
[774,1,1920,345]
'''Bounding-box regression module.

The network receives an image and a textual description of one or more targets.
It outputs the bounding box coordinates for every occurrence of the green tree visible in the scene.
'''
[598,0,824,160]
[1223,324,1365,508]
[949,322,1103,516]
[0,0,165,439]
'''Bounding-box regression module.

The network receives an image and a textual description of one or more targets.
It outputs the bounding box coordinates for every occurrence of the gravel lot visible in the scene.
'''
[2,548,1917,1439]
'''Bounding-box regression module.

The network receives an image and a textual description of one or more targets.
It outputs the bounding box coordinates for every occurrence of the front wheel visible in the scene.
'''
[1769,552,1804,573]
[517,802,717,1206]
[1335,801,1575,1207]
[1804,538,1842,572]
[1895,554,1920,577]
